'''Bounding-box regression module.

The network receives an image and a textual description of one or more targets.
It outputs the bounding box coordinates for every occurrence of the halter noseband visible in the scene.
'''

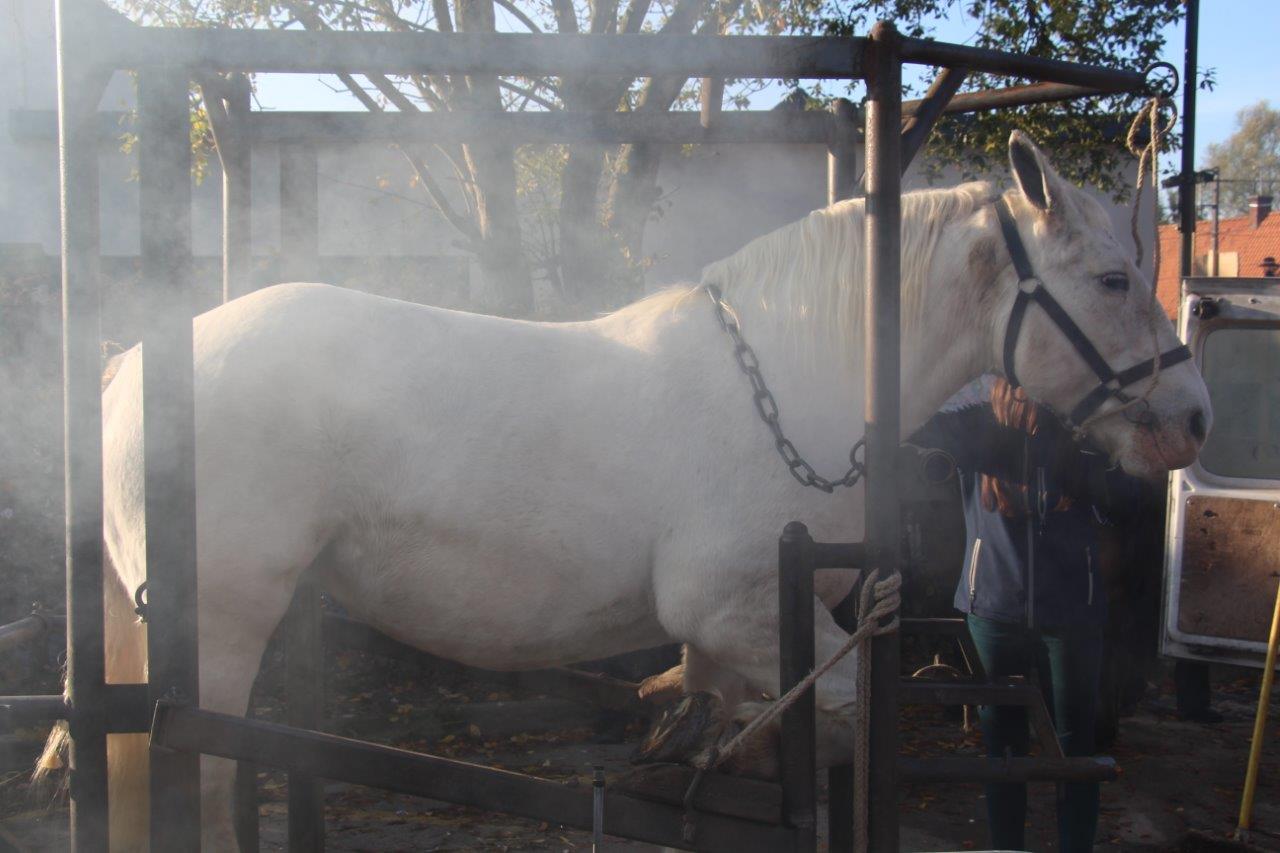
[993,196,1192,428]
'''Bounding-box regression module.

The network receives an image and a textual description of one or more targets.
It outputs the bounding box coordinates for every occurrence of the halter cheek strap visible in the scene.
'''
[993,197,1192,427]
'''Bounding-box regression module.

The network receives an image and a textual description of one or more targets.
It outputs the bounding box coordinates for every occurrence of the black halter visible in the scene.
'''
[993,197,1192,428]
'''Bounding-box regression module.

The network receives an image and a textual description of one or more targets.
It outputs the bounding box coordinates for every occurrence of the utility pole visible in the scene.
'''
[1178,0,1200,278]
[1211,170,1220,276]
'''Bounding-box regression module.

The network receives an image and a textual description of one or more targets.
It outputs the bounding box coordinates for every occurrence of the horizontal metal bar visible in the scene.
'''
[898,755,1118,783]
[0,684,150,732]
[899,37,1145,92]
[899,617,969,636]
[322,614,642,711]
[9,108,847,146]
[898,678,1041,707]
[247,110,847,144]
[151,703,801,851]
[903,81,1106,118]
[0,695,67,727]
[0,615,50,653]
[809,541,866,569]
[98,24,866,78]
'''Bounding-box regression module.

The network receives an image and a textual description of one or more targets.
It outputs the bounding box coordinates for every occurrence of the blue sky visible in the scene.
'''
[254,1,1277,164]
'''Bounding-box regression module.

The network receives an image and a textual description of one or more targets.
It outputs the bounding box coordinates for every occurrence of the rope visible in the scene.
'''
[705,569,901,770]
[1075,94,1177,437]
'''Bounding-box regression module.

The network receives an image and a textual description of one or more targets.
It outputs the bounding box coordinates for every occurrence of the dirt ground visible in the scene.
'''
[1,643,1277,852]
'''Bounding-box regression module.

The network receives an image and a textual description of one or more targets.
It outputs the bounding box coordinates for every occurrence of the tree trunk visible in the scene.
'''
[456,0,532,316]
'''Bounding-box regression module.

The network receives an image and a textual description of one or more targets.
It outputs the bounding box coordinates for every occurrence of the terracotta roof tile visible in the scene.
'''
[1157,211,1280,316]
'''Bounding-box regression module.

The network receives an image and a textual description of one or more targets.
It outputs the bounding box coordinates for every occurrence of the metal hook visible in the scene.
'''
[133,581,148,623]
[1142,61,1180,99]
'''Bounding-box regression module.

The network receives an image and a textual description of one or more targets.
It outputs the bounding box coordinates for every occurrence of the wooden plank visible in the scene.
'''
[150,704,802,853]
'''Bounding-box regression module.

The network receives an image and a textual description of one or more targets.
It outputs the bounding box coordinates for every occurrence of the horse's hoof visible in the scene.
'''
[631,692,723,766]
[637,663,685,704]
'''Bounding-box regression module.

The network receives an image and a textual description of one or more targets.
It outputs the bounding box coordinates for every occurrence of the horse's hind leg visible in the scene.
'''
[196,563,310,851]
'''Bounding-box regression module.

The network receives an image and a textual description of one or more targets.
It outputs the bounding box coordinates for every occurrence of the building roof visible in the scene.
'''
[1156,205,1280,317]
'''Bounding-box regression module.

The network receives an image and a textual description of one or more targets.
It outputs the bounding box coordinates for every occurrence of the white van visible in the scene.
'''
[1163,276,1280,668]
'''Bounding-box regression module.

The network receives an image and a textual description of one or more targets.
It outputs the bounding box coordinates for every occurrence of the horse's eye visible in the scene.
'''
[1099,272,1129,292]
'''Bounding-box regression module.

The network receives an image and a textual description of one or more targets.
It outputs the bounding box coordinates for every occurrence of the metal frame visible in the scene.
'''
[0,0,1157,848]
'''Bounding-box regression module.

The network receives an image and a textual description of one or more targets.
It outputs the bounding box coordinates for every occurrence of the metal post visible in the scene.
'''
[827,98,858,205]
[286,573,325,849]
[139,69,202,849]
[863,21,902,853]
[1211,173,1220,276]
[1178,0,1200,278]
[777,522,816,850]
[56,0,111,845]
[279,143,319,283]
[206,75,253,301]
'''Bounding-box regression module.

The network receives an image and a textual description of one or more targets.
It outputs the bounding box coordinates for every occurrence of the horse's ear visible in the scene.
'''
[1008,130,1062,214]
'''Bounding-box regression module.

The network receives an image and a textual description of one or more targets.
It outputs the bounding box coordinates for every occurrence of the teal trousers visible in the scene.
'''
[966,614,1104,852]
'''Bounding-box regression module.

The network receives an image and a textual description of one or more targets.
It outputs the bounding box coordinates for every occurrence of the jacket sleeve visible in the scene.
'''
[1055,445,1151,521]
[908,404,1029,482]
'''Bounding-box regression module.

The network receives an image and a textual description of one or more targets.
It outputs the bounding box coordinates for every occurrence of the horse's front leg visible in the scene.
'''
[654,577,862,776]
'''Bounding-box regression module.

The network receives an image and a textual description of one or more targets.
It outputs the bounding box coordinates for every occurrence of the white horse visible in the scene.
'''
[81,131,1208,849]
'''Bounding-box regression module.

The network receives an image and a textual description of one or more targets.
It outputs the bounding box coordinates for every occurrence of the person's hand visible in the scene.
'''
[1028,410,1073,471]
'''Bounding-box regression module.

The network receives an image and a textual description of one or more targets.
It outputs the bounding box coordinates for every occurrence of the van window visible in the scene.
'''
[1198,326,1280,480]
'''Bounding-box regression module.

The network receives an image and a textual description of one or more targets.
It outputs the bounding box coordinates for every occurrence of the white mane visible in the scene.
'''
[699,181,996,359]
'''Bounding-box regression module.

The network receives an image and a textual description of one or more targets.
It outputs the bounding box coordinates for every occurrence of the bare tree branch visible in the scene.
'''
[550,0,578,34]
[619,0,654,34]
[432,0,454,32]
[499,79,560,111]
[335,72,382,110]
[493,0,542,32]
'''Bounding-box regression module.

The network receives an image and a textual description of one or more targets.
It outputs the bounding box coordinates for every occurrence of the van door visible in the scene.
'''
[1163,276,1280,668]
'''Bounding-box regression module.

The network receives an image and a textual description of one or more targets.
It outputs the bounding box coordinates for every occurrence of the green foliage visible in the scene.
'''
[822,0,1184,196]
[1205,101,1280,217]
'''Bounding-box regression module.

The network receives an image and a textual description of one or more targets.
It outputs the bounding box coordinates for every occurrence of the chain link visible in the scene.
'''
[705,285,866,493]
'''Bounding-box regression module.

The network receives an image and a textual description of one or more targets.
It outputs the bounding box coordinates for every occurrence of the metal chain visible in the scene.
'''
[705,285,866,493]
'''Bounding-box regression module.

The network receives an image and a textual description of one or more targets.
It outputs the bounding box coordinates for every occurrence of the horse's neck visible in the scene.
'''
[718,240,994,442]
[899,251,997,432]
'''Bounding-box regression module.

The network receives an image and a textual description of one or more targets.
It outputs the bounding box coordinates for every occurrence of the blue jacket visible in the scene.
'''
[911,402,1146,629]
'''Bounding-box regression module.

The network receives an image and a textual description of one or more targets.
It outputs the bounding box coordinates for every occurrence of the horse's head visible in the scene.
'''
[992,131,1211,479]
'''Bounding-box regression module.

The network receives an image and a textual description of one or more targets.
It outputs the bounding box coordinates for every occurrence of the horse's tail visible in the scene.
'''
[33,553,151,850]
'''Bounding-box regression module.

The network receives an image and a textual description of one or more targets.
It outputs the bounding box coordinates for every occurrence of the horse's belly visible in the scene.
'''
[322,518,667,671]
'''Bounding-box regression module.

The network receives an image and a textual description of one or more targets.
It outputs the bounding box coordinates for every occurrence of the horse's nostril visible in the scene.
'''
[1188,408,1207,443]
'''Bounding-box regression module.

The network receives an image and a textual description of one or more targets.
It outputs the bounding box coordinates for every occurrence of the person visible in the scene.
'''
[911,376,1147,853]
